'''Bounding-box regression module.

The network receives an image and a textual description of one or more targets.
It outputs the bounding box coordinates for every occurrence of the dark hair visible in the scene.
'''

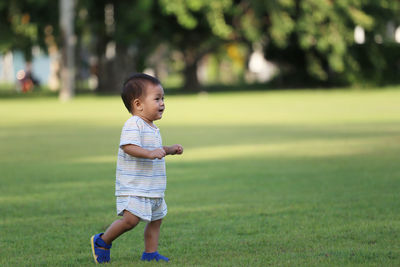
[121,73,161,113]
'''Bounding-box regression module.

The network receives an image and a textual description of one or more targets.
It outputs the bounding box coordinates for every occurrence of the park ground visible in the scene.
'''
[1,87,400,266]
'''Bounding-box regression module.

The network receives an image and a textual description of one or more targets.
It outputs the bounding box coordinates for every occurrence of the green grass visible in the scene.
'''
[1,87,400,266]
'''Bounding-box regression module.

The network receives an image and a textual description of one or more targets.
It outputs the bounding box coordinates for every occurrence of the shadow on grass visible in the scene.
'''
[2,121,400,167]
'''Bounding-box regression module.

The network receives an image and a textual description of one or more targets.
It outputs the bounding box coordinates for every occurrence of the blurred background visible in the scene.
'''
[0,0,399,99]
[1,2,400,265]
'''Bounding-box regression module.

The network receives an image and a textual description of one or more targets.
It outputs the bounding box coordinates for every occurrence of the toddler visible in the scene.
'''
[91,73,183,263]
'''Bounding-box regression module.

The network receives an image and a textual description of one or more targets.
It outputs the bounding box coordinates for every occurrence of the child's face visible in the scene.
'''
[135,84,165,123]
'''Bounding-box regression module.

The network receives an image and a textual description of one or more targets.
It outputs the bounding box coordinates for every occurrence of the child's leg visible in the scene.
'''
[141,219,169,262]
[144,219,162,252]
[101,210,140,245]
[91,211,140,263]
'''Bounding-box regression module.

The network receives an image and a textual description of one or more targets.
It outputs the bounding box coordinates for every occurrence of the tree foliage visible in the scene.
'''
[0,0,399,92]
[75,0,166,92]
[156,0,235,90]
[160,0,234,39]
[251,0,400,84]
[0,0,58,61]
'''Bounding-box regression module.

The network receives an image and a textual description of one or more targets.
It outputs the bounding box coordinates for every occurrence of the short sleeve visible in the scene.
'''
[119,118,142,148]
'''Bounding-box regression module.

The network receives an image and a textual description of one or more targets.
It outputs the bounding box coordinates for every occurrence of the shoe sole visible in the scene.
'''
[90,235,98,264]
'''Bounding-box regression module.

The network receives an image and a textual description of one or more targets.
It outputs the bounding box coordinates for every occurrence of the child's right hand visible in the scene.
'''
[148,148,167,159]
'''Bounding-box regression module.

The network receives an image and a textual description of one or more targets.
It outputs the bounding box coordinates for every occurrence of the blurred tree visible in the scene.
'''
[250,0,400,85]
[158,0,235,91]
[0,0,58,62]
[76,0,165,93]
[0,0,59,94]
[158,0,267,90]
[1,0,398,94]
[77,0,254,91]
[59,0,75,101]
[350,0,400,84]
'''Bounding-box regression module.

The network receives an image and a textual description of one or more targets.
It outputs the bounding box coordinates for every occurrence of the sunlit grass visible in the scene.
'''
[1,87,400,266]
[73,135,397,164]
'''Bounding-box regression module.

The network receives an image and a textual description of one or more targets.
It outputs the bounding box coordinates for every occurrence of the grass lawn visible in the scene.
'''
[1,87,400,266]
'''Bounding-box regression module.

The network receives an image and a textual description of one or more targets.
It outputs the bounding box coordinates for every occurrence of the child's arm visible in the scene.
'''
[163,144,184,155]
[122,144,166,159]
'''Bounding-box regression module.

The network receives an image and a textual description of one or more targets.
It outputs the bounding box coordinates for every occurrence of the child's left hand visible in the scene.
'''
[172,144,184,155]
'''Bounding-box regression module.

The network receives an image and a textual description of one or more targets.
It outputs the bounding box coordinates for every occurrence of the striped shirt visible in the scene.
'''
[115,115,166,197]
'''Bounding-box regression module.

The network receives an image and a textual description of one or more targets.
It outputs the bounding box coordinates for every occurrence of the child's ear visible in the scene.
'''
[132,99,143,111]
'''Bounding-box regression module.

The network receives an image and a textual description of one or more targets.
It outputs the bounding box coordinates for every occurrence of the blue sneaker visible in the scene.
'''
[141,251,169,262]
[90,233,112,263]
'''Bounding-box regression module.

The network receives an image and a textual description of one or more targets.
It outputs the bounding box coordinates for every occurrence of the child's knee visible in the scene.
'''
[122,211,139,230]
[123,217,138,230]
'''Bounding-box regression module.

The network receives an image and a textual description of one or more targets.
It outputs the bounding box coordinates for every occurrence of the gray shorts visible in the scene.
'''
[116,196,167,222]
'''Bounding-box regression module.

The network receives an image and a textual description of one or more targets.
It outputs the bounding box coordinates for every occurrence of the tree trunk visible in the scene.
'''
[97,53,116,93]
[183,61,200,91]
[183,48,201,91]
[97,44,136,93]
[59,0,75,101]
